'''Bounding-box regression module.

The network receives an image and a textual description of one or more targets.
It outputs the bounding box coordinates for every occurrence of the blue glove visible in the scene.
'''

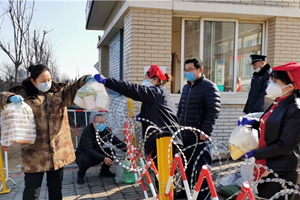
[94,74,107,84]
[239,150,254,159]
[135,113,141,122]
[237,116,257,126]
[9,95,23,104]
[84,75,94,83]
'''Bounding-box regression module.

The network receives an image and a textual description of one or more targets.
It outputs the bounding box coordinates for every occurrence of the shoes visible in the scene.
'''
[77,176,84,184]
[99,170,116,178]
[176,190,187,199]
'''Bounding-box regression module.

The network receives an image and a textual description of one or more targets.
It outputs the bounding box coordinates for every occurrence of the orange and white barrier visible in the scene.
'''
[236,182,255,200]
[165,154,180,196]
[147,153,159,180]
[178,155,192,200]
[133,155,157,199]
[192,165,218,200]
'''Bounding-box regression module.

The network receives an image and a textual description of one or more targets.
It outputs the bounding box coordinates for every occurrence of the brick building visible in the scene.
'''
[85,0,300,141]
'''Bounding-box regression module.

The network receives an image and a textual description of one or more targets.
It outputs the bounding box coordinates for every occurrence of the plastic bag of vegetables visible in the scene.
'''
[74,78,109,110]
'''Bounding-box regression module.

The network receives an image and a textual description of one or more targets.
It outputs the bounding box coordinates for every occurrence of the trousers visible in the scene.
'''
[76,147,113,178]
[22,167,64,200]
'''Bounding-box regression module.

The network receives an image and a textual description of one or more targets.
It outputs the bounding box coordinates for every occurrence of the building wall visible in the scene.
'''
[213,105,244,141]
[109,31,123,95]
[267,17,300,67]
[179,0,300,8]
[123,8,172,83]
[98,46,109,77]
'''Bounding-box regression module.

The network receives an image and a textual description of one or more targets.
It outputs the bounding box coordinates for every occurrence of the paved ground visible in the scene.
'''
[4,160,299,200]
[0,160,243,200]
[1,164,151,200]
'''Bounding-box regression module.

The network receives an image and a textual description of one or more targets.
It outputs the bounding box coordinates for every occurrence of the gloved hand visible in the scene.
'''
[9,95,23,104]
[135,113,141,122]
[94,74,107,84]
[237,116,257,126]
[239,150,254,159]
[84,75,94,83]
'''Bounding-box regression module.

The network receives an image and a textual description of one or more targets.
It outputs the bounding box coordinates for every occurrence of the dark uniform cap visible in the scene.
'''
[250,54,267,64]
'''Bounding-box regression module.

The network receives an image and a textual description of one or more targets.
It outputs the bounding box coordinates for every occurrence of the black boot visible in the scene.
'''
[77,174,85,184]
[77,168,86,184]
[99,163,116,178]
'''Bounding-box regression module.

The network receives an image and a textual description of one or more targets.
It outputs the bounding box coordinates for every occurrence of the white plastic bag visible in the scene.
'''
[235,158,258,194]
[115,160,124,183]
[229,125,258,160]
[74,78,110,110]
[0,102,36,146]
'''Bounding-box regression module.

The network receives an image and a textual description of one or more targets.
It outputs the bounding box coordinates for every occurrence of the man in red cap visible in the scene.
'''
[243,54,272,114]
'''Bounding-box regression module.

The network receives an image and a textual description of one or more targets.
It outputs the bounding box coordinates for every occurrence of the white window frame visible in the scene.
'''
[180,18,266,96]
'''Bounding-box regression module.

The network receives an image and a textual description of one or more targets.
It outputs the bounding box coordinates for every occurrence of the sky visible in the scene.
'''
[0,0,103,80]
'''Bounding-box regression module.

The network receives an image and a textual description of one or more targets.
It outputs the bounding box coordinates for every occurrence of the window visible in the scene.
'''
[183,20,200,84]
[203,21,235,92]
[178,19,264,94]
[237,23,263,92]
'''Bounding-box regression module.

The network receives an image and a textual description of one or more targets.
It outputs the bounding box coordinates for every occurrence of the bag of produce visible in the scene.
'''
[74,78,109,110]
[0,102,36,146]
[229,125,258,160]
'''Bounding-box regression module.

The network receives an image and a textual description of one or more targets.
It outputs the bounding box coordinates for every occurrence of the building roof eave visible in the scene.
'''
[85,0,117,30]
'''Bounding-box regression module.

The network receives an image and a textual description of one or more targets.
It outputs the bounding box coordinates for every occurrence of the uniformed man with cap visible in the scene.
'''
[243,54,271,114]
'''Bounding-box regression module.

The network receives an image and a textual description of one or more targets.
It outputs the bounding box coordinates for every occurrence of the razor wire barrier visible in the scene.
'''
[1,95,300,199]
[91,96,300,200]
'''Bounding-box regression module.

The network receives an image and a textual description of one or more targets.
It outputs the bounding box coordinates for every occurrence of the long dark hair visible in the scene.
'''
[28,64,51,80]
[271,70,300,97]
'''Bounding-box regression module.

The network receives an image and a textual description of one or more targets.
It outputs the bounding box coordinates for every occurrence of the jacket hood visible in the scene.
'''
[21,78,65,96]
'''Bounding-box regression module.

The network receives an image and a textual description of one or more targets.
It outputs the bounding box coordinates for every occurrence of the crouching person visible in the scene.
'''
[75,114,126,184]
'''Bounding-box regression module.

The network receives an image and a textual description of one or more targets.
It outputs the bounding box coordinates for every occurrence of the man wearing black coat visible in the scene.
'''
[177,58,221,200]
[243,54,271,114]
[75,114,126,184]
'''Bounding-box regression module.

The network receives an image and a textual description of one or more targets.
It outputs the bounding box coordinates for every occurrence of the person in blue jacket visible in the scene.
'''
[94,65,182,157]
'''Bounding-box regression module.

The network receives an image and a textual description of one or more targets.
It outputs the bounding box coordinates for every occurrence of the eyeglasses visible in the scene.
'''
[184,68,197,72]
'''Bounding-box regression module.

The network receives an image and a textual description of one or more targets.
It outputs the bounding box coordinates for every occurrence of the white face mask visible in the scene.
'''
[37,81,52,93]
[141,79,154,87]
[266,81,291,99]
[254,68,261,73]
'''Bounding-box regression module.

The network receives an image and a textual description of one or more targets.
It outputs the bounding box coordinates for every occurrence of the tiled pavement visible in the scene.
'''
[1,160,245,200]
[1,164,151,200]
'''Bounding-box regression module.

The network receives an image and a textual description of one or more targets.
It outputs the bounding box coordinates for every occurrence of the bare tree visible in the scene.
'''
[23,28,59,78]
[0,0,35,84]
[60,72,71,83]
[0,63,17,91]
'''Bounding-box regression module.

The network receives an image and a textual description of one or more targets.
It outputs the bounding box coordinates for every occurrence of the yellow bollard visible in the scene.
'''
[0,145,11,194]
[127,98,136,146]
[156,132,173,200]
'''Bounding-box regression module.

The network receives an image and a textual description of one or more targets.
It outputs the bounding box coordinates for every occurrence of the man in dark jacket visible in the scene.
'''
[243,54,271,114]
[177,58,221,200]
[75,114,126,184]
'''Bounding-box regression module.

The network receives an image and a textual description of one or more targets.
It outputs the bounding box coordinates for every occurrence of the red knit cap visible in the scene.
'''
[147,65,166,81]
[272,62,300,90]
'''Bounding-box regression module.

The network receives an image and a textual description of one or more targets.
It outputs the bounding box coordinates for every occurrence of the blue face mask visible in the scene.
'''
[185,72,196,82]
[37,81,52,93]
[95,123,105,132]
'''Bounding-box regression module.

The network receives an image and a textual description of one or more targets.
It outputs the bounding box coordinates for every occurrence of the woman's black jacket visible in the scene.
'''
[253,93,300,171]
